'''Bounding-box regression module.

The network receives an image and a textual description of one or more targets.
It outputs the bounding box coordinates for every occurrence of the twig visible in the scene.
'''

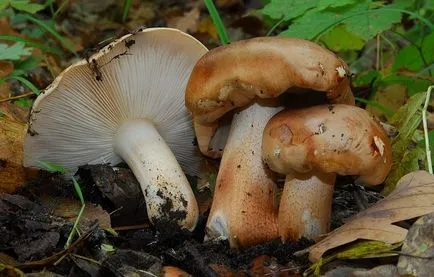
[0,92,35,103]
[113,223,150,231]
[422,85,433,174]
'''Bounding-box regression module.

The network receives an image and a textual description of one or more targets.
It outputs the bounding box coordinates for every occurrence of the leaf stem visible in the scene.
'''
[422,85,433,174]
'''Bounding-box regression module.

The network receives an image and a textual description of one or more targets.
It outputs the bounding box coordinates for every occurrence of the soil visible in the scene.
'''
[0,164,383,276]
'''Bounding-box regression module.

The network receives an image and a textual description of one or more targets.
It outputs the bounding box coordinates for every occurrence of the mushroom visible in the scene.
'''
[23,28,208,231]
[262,104,392,242]
[185,36,355,247]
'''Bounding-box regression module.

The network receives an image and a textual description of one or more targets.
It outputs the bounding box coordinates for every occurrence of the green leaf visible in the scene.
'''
[280,0,414,42]
[352,70,381,87]
[317,0,356,11]
[392,32,434,72]
[320,25,364,51]
[0,42,32,60]
[262,0,317,21]
[383,92,426,194]
[0,0,9,11]
[10,0,45,14]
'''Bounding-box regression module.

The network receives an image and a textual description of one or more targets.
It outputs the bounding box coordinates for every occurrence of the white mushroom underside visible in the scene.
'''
[24,29,206,177]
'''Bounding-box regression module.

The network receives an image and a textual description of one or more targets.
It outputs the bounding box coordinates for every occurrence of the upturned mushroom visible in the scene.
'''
[262,104,392,242]
[185,36,355,247]
[24,28,208,230]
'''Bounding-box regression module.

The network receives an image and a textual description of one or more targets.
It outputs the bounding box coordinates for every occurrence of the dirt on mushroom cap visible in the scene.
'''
[262,104,392,185]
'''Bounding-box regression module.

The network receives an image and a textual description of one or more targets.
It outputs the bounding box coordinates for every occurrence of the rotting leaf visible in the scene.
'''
[308,170,434,262]
[397,212,434,276]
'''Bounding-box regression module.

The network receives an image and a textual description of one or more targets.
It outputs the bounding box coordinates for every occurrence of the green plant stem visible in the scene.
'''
[53,0,69,19]
[266,17,285,36]
[122,0,133,22]
[203,0,230,44]
[422,85,433,174]
[65,176,86,249]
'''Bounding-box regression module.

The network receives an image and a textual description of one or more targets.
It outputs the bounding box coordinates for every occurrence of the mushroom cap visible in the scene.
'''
[262,104,392,185]
[184,36,354,158]
[24,28,208,175]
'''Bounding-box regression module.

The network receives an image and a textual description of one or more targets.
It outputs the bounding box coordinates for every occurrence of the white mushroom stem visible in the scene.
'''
[206,103,281,248]
[279,170,336,242]
[114,119,198,230]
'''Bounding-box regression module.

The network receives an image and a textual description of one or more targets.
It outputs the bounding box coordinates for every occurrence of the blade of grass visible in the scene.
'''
[53,0,69,19]
[0,35,63,55]
[7,75,40,95]
[203,0,230,44]
[65,176,86,248]
[122,0,133,22]
[422,85,433,174]
[21,14,78,56]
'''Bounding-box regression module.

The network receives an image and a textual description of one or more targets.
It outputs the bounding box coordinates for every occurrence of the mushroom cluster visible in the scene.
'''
[24,26,393,248]
[24,28,208,231]
[185,37,364,248]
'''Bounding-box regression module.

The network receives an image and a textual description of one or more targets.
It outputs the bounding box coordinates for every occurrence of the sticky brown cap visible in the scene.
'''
[262,104,392,185]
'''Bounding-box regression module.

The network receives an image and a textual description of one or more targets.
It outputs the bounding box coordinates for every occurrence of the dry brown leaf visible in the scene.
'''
[0,116,37,193]
[0,61,14,78]
[308,170,434,262]
[43,196,111,230]
[0,116,26,165]
[198,17,219,40]
[167,7,200,34]
[0,102,30,122]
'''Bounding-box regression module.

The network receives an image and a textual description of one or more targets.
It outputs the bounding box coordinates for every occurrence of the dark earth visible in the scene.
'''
[0,162,386,276]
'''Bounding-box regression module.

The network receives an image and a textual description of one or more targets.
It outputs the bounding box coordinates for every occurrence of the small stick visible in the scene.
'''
[0,92,34,103]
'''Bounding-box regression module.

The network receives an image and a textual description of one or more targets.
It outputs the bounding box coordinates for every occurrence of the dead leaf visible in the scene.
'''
[216,0,243,8]
[161,266,192,277]
[0,116,37,193]
[0,102,30,123]
[0,61,14,78]
[308,170,434,262]
[397,212,434,277]
[167,7,200,33]
[198,17,219,40]
[41,196,111,231]
[323,264,399,277]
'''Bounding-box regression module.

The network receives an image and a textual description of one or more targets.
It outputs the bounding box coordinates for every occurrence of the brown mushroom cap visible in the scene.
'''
[185,36,354,157]
[262,104,392,185]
